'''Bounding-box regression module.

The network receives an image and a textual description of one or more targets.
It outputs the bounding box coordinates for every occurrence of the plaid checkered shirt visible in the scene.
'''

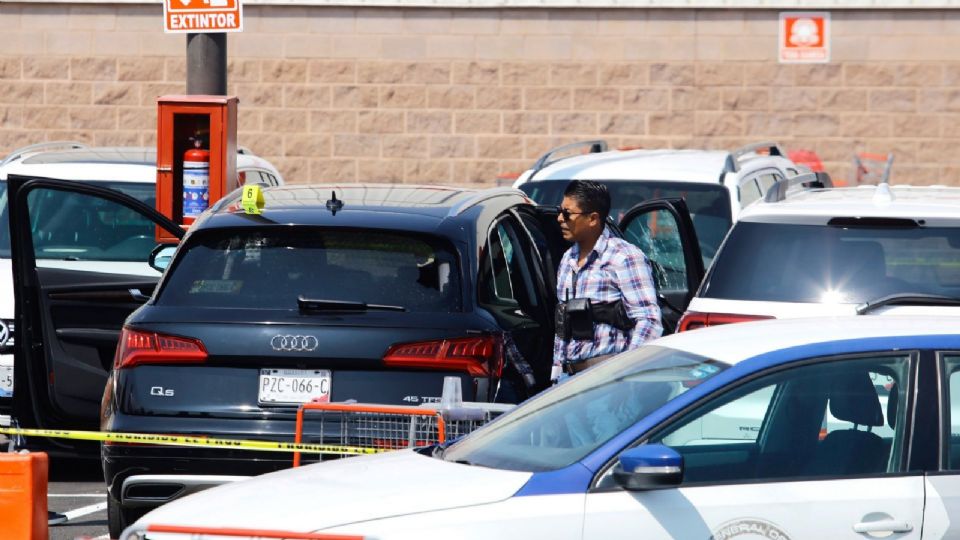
[554,226,663,366]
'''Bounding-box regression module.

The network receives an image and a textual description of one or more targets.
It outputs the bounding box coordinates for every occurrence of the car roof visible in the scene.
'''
[651,315,960,366]
[524,149,734,183]
[739,184,960,224]
[205,184,530,225]
[0,146,282,184]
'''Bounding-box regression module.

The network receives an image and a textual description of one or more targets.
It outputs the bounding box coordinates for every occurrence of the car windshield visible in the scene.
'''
[0,180,155,260]
[518,180,732,265]
[441,346,727,472]
[156,228,462,312]
[703,221,960,303]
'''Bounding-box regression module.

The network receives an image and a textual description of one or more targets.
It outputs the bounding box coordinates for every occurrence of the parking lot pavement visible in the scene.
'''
[47,457,110,540]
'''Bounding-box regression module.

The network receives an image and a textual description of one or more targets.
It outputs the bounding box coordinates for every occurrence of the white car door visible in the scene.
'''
[583,352,923,540]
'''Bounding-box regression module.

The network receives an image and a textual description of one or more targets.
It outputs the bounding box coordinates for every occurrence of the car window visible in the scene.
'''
[738,178,762,207]
[648,354,910,484]
[441,346,728,472]
[757,173,779,195]
[702,222,960,303]
[621,208,687,293]
[0,180,155,261]
[156,228,461,312]
[942,355,960,469]
[480,217,539,312]
[519,180,731,267]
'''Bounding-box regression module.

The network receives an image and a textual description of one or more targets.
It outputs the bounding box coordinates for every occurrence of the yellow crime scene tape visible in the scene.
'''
[0,427,382,456]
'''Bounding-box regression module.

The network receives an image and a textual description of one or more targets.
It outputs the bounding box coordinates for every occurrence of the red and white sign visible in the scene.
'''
[164,0,243,34]
[779,12,829,64]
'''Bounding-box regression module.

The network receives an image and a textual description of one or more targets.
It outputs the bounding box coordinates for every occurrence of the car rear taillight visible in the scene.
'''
[113,327,207,369]
[677,312,774,332]
[383,335,503,377]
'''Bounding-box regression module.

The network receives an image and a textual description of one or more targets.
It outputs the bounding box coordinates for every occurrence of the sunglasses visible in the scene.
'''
[558,206,591,221]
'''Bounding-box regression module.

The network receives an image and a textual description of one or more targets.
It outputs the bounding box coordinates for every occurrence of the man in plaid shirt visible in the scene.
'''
[553,180,662,376]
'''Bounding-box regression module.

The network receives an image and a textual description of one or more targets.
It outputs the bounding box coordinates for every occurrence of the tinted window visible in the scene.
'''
[519,180,731,264]
[480,217,542,315]
[157,228,461,312]
[0,180,154,260]
[703,221,960,303]
[944,355,960,469]
[442,346,727,472]
[650,354,909,484]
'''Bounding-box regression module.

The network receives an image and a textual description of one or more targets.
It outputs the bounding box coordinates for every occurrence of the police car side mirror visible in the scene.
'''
[149,244,177,273]
[612,444,683,491]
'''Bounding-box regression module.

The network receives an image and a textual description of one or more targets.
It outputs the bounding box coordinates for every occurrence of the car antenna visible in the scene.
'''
[325,190,344,216]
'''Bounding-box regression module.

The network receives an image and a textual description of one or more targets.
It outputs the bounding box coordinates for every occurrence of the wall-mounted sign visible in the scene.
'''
[779,12,830,63]
[164,0,243,34]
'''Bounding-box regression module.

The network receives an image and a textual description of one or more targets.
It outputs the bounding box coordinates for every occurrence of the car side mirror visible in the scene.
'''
[612,444,683,491]
[149,244,177,273]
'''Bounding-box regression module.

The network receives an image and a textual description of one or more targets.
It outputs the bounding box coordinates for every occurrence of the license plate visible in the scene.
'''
[0,364,12,398]
[258,369,331,405]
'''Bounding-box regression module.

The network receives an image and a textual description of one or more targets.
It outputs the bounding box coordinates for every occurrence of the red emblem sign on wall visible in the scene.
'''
[779,12,830,64]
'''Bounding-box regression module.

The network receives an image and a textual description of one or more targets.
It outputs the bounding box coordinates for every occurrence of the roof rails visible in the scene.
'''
[0,141,89,168]
[529,139,608,179]
[448,187,529,217]
[763,171,834,203]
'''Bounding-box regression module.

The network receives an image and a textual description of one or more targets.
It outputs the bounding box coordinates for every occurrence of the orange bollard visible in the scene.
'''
[0,452,49,540]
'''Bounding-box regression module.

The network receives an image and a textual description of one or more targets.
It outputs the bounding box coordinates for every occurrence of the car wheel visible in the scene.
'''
[108,491,147,540]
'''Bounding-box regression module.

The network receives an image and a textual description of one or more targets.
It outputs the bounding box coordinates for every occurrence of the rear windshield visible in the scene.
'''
[702,221,960,303]
[156,228,462,312]
[519,179,732,264]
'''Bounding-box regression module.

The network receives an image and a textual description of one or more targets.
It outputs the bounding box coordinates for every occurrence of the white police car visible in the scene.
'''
[124,316,960,540]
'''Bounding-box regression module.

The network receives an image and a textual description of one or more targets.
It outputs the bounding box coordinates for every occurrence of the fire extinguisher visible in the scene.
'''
[182,136,210,219]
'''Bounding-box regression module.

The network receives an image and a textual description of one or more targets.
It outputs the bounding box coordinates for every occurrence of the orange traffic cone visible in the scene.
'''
[0,452,49,540]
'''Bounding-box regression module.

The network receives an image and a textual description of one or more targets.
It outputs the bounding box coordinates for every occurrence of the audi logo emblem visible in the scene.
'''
[270,335,319,352]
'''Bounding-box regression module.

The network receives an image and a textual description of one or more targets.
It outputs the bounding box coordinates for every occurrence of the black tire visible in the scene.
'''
[108,491,147,540]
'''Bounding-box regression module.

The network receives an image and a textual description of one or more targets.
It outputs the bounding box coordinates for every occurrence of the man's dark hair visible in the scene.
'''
[563,180,611,222]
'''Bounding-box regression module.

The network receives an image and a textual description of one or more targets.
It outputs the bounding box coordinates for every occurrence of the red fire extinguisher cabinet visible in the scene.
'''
[155,95,238,243]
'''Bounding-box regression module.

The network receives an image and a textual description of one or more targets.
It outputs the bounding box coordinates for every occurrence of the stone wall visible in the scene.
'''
[0,3,958,185]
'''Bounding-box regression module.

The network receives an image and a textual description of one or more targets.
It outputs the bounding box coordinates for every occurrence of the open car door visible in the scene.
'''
[7,175,183,453]
[619,198,704,334]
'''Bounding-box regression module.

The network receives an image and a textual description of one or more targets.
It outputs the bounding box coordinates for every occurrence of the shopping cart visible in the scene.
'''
[292,401,513,467]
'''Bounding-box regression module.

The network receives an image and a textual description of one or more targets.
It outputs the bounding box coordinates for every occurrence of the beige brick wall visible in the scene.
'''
[1,3,959,185]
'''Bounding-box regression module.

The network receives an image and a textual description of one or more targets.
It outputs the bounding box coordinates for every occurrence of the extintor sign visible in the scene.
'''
[164,0,243,34]
[779,12,830,64]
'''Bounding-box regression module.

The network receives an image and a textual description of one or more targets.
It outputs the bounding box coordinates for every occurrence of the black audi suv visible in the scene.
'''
[6,178,705,537]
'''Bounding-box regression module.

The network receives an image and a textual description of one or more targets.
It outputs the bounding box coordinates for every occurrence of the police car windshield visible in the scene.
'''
[519,179,731,266]
[442,346,727,472]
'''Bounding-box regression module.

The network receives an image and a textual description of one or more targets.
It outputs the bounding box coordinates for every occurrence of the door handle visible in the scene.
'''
[853,520,912,534]
[128,289,150,302]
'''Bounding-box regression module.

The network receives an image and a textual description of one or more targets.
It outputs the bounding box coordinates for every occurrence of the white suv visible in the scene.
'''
[0,142,284,398]
[514,140,802,266]
[680,176,960,330]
